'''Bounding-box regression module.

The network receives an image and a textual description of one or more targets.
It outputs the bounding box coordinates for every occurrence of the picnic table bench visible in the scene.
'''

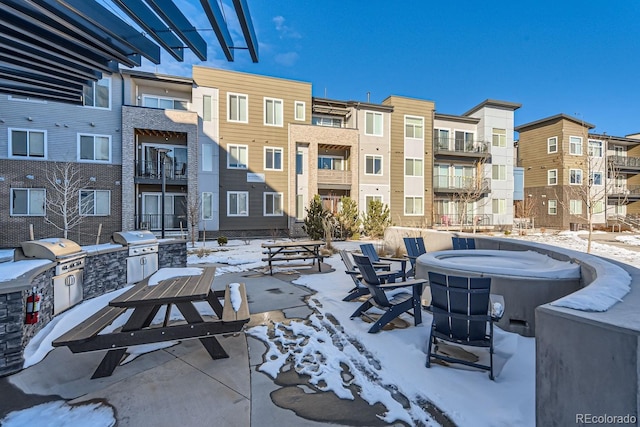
[52,267,250,379]
[261,240,325,275]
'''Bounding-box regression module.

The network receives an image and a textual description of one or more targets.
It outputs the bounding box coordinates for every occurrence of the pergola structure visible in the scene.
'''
[0,0,258,103]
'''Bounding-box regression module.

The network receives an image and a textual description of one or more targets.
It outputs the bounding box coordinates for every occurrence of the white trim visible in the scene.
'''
[569,168,583,185]
[227,144,248,169]
[263,97,283,127]
[79,189,111,216]
[263,192,284,216]
[364,111,383,136]
[202,192,214,220]
[82,76,112,110]
[491,128,507,148]
[77,133,112,163]
[10,188,46,216]
[364,154,383,175]
[404,196,424,216]
[569,136,583,156]
[294,101,306,121]
[227,92,248,123]
[227,191,249,216]
[548,199,558,215]
[404,115,424,140]
[547,169,558,186]
[263,146,283,171]
[590,171,604,186]
[547,136,558,154]
[404,157,423,177]
[8,127,47,159]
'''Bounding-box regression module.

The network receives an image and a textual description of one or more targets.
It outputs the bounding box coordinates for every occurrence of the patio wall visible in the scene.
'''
[0,240,186,377]
[385,226,640,425]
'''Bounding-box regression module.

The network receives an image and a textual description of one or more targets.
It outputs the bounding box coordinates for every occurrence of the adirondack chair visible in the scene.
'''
[340,250,401,302]
[451,237,476,250]
[359,243,407,280]
[350,254,426,333]
[403,237,427,277]
[426,272,502,380]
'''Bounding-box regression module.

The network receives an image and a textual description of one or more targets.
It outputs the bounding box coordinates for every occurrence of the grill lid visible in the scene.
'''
[21,238,83,260]
[113,230,158,246]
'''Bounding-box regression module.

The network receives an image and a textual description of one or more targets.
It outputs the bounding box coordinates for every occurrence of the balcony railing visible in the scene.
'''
[433,176,491,193]
[317,169,352,185]
[608,155,640,169]
[608,185,640,197]
[434,213,492,227]
[136,214,188,231]
[434,138,489,155]
[135,160,187,180]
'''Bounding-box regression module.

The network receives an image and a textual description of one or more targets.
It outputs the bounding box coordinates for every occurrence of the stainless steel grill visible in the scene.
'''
[21,238,86,315]
[113,231,159,284]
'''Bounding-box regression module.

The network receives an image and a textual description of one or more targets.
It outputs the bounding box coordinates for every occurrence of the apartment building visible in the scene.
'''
[0,76,123,247]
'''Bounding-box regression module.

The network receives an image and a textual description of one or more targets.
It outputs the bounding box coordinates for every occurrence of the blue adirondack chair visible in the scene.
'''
[403,237,427,277]
[360,243,407,280]
[452,237,476,250]
[350,254,426,333]
[426,272,502,380]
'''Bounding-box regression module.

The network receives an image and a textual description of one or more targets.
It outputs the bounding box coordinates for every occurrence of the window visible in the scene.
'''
[11,188,45,216]
[548,200,558,215]
[492,199,506,214]
[264,192,283,216]
[454,131,474,151]
[590,171,603,186]
[492,165,506,180]
[588,140,603,157]
[264,147,283,170]
[405,116,423,139]
[228,191,248,216]
[548,169,558,185]
[318,156,344,170]
[143,96,187,110]
[202,144,214,172]
[228,93,248,122]
[312,116,342,127]
[492,128,507,147]
[365,111,383,136]
[365,155,383,175]
[227,144,248,169]
[405,158,423,176]
[10,129,45,158]
[404,196,423,215]
[547,137,558,153]
[365,195,382,210]
[264,97,283,126]
[80,190,110,216]
[83,77,110,108]
[569,136,583,155]
[570,199,582,215]
[593,200,604,214]
[570,169,583,185]
[202,192,213,220]
[295,101,305,121]
[296,151,304,174]
[79,134,110,162]
[203,95,212,121]
[435,129,450,150]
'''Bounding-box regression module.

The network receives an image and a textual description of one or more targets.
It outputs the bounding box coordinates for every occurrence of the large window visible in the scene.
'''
[365,111,383,136]
[203,95,212,121]
[295,101,305,121]
[264,192,283,216]
[547,136,558,153]
[312,116,342,127]
[264,147,283,170]
[11,188,45,216]
[80,190,110,216]
[454,131,474,151]
[492,128,507,147]
[264,97,283,126]
[143,96,187,110]
[79,134,110,162]
[296,151,304,174]
[570,199,582,215]
[405,116,423,139]
[492,199,507,214]
[228,144,248,169]
[202,192,213,220]
[570,169,583,185]
[569,136,583,155]
[405,158,423,176]
[365,155,383,175]
[202,144,214,172]
[10,129,45,158]
[492,165,506,180]
[548,169,558,185]
[318,156,344,170]
[435,129,450,150]
[228,191,248,216]
[588,140,603,157]
[548,200,558,215]
[228,93,248,122]
[404,196,423,215]
[83,77,110,108]
[593,200,605,214]
[590,171,603,186]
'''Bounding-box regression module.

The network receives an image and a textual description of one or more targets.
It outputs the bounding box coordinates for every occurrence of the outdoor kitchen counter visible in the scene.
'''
[0,259,54,294]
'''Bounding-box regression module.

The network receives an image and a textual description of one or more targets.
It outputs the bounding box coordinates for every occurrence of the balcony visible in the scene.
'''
[434,138,489,158]
[135,160,187,183]
[608,156,640,173]
[433,176,491,194]
[135,214,188,231]
[317,169,352,189]
[607,185,640,203]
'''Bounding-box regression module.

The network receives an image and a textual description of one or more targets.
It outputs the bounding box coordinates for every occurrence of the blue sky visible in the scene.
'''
[136,0,639,136]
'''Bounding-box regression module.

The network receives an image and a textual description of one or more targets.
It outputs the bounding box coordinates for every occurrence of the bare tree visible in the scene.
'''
[45,162,89,239]
[451,156,491,233]
[514,195,538,232]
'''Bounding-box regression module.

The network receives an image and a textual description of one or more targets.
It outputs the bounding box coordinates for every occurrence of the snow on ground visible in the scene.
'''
[3,232,640,426]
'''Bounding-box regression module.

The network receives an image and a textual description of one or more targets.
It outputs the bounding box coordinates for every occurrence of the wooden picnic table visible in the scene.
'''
[261,240,325,275]
[52,267,250,379]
